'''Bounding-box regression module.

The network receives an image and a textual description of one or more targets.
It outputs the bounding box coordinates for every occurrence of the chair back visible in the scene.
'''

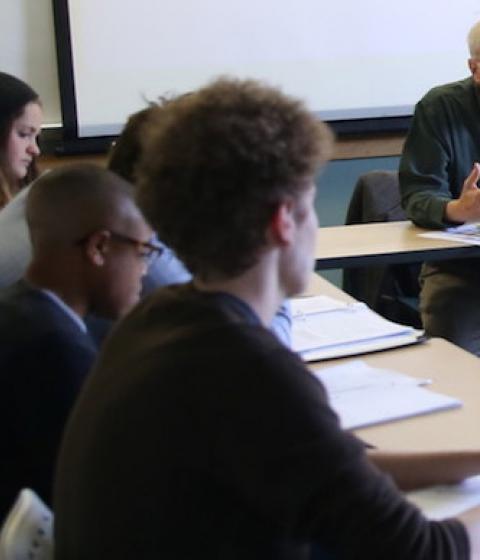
[343,170,421,327]
[0,489,53,560]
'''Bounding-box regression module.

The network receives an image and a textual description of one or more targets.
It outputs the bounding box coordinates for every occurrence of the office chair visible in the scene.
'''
[343,170,422,328]
[0,489,53,560]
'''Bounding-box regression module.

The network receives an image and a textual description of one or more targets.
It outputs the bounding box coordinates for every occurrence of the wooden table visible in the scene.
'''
[315,221,480,269]
[307,273,480,452]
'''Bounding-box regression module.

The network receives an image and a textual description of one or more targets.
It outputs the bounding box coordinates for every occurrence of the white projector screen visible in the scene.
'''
[56,0,480,138]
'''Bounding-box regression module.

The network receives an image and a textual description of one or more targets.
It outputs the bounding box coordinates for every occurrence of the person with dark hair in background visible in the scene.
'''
[108,104,192,288]
[0,163,156,520]
[55,78,480,559]
[0,71,42,208]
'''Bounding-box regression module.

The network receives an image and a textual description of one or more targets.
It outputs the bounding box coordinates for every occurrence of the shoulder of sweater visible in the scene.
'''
[418,76,475,107]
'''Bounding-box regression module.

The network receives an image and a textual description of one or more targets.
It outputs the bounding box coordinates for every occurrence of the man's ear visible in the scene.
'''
[83,230,111,267]
[269,199,296,246]
[469,58,480,83]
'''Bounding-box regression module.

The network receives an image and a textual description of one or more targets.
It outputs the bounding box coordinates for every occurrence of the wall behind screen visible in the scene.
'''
[2,0,61,127]
[2,0,480,134]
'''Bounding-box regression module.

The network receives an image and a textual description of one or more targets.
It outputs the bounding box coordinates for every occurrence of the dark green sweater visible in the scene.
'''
[399,77,480,228]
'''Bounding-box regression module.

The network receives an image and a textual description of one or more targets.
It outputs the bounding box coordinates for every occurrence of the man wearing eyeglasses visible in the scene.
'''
[0,162,153,520]
[400,19,480,356]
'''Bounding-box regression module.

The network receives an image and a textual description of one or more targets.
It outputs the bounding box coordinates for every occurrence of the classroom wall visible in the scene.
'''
[2,0,60,125]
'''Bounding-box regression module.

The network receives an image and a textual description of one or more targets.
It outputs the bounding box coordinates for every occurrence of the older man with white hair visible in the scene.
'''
[400,20,480,355]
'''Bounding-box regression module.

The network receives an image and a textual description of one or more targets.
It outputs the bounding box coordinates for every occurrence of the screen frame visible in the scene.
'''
[51,0,413,155]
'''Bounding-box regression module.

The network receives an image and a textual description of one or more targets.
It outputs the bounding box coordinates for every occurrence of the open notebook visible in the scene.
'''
[291,295,423,361]
[312,360,461,430]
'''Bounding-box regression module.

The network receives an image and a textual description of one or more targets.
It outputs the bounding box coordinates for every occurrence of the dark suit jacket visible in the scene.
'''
[0,281,97,520]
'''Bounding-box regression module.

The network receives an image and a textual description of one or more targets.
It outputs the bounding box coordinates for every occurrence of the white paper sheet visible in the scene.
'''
[419,222,480,246]
[407,475,480,520]
[311,360,460,430]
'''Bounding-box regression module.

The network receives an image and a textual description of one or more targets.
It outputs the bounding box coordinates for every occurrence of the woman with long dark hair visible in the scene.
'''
[0,72,42,208]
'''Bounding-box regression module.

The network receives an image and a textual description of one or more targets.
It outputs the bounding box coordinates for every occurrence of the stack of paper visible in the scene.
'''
[419,222,480,245]
[291,295,423,361]
[312,360,461,430]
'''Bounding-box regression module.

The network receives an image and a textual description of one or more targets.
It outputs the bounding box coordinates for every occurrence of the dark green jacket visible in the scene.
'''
[399,77,480,228]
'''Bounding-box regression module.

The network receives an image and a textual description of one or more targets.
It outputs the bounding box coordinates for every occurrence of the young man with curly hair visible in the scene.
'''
[54,79,480,559]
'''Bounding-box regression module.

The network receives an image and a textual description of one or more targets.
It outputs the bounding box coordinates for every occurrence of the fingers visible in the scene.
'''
[463,162,480,191]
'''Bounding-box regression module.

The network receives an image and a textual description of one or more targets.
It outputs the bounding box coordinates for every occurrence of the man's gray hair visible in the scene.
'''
[467,21,480,57]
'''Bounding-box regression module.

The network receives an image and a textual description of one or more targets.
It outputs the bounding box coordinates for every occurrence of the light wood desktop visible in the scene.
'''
[307,273,480,453]
[315,220,480,270]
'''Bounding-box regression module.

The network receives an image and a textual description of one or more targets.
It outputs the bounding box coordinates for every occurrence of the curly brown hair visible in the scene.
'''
[137,77,333,280]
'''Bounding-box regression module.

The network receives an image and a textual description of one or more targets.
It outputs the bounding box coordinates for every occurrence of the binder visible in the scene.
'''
[292,295,424,361]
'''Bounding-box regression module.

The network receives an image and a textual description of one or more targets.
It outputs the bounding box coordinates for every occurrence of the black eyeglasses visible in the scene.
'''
[76,230,164,266]
[108,231,164,266]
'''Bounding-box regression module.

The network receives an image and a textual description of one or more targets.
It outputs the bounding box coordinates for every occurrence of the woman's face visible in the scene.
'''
[6,101,43,180]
